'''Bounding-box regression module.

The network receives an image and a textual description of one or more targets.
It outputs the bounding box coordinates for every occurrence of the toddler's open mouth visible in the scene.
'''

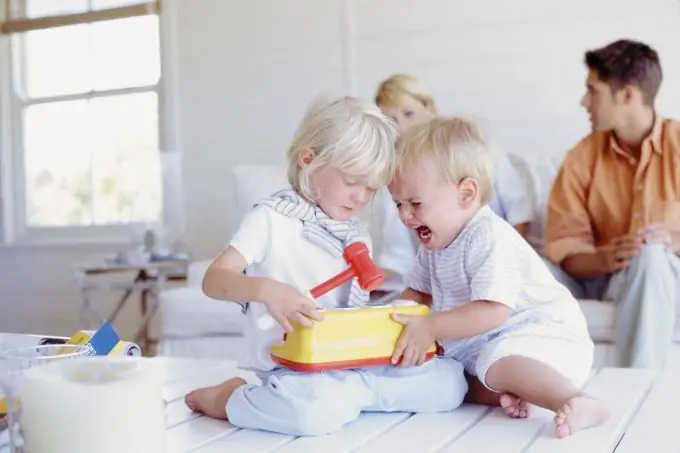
[415,225,432,243]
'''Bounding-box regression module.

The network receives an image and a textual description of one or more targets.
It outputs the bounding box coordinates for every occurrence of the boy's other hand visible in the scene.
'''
[390,313,435,367]
[263,281,324,332]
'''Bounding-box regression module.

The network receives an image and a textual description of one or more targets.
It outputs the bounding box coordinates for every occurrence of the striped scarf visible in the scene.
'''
[256,188,369,307]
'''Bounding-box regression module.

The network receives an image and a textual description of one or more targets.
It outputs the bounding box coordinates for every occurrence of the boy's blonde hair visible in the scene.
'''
[395,116,494,204]
[287,94,398,200]
[374,74,438,113]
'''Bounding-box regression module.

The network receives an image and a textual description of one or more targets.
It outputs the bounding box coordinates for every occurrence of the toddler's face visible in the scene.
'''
[309,166,374,221]
[388,159,477,250]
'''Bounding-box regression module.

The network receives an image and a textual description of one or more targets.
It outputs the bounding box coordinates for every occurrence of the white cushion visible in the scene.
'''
[158,286,245,337]
[156,335,246,361]
[579,299,680,343]
[186,260,212,287]
[232,164,288,223]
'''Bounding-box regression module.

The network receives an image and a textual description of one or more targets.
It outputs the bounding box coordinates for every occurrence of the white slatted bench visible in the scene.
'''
[157,358,676,453]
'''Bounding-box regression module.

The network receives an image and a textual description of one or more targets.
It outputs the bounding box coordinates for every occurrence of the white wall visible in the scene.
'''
[2,0,679,339]
[175,0,680,257]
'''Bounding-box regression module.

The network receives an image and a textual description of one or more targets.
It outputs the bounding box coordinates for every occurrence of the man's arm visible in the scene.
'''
[561,252,607,279]
[544,145,606,278]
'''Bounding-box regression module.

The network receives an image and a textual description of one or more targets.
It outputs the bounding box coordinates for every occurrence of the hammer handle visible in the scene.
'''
[309,267,355,299]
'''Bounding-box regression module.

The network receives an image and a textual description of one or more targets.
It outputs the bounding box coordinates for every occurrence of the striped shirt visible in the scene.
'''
[407,206,589,365]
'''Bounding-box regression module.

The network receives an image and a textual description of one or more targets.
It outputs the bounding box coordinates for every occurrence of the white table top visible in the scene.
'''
[158,357,678,453]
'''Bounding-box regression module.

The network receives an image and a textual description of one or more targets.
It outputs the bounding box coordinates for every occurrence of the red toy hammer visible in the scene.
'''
[257,241,384,330]
[309,242,384,297]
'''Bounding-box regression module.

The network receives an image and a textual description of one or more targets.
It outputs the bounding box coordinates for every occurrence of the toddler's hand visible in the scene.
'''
[390,313,436,367]
[262,281,324,332]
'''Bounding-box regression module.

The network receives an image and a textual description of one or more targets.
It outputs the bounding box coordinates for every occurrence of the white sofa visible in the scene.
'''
[157,156,680,369]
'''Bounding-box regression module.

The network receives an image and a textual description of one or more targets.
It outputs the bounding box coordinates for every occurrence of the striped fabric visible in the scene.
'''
[256,188,369,307]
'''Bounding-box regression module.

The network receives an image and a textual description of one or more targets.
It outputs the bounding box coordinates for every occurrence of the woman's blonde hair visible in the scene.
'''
[395,116,494,204]
[374,74,438,113]
[287,93,398,200]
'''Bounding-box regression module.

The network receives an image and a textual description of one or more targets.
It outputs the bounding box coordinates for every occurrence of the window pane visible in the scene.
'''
[23,93,161,228]
[24,100,92,227]
[22,16,159,98]
[23,24,91,98]
[92,16,160,91]
[25,0,88,18]
[23,0,147,17]
[90,92,161,224]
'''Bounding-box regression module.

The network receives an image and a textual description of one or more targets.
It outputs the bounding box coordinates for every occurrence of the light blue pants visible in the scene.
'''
[226,357,467,436]
[545,244,680,369]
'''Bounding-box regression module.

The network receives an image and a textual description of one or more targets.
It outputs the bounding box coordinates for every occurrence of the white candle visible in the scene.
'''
[20,357,165,453]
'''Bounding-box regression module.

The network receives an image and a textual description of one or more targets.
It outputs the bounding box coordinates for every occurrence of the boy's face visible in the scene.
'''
[299,148,375,221]
[388,158,478,250]
[311,166,374,221]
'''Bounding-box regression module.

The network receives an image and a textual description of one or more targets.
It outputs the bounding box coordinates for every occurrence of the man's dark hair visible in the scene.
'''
[585,39,662,106]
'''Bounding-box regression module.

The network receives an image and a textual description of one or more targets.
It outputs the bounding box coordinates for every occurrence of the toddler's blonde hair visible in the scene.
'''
[395,116,494,204]
[287,93,398,200]
[374,74,438,113]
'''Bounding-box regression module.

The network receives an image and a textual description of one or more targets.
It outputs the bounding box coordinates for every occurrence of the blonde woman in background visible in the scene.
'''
[369,74,534,282]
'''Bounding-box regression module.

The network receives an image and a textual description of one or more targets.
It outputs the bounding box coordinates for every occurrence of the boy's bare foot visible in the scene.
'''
[185,377,247,420]
[500,393,531,419]
[554,395,610,438]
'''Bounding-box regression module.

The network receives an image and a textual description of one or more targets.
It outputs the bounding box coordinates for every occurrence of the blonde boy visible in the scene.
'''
[387,116,611,438]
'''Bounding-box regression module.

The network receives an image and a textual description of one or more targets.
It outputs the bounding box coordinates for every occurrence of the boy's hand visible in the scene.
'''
[390,313,436,367]
[262,281,324,332]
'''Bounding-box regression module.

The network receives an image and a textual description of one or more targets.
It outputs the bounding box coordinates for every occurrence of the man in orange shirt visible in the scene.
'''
[545,39,680,369]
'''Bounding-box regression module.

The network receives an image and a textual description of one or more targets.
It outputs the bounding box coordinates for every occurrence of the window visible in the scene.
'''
[0,0,165,244]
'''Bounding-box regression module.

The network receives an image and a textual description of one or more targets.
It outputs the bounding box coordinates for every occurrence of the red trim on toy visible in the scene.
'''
[271,351,437,372]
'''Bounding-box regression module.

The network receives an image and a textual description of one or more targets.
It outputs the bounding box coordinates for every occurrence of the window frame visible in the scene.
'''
[0,0,181,246]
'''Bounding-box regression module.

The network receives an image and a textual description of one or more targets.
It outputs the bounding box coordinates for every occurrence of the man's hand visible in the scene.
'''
[390,313,436,367]
[598,234,643,273]
[638,223,673,248]
[262,280,324,332]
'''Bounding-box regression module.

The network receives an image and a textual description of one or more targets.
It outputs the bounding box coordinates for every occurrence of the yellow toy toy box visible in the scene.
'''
[271,302,437,371]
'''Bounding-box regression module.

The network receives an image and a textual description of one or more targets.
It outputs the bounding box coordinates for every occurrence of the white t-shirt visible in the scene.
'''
[229,204,372,371]
[407,206,590,361]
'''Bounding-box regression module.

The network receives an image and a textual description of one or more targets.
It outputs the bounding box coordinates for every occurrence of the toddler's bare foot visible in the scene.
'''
[185,377,247,420]
[554,395,610,438]
[500,393,531,418]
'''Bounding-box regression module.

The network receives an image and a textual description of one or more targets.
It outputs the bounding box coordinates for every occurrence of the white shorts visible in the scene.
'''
[470,330,594,392]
